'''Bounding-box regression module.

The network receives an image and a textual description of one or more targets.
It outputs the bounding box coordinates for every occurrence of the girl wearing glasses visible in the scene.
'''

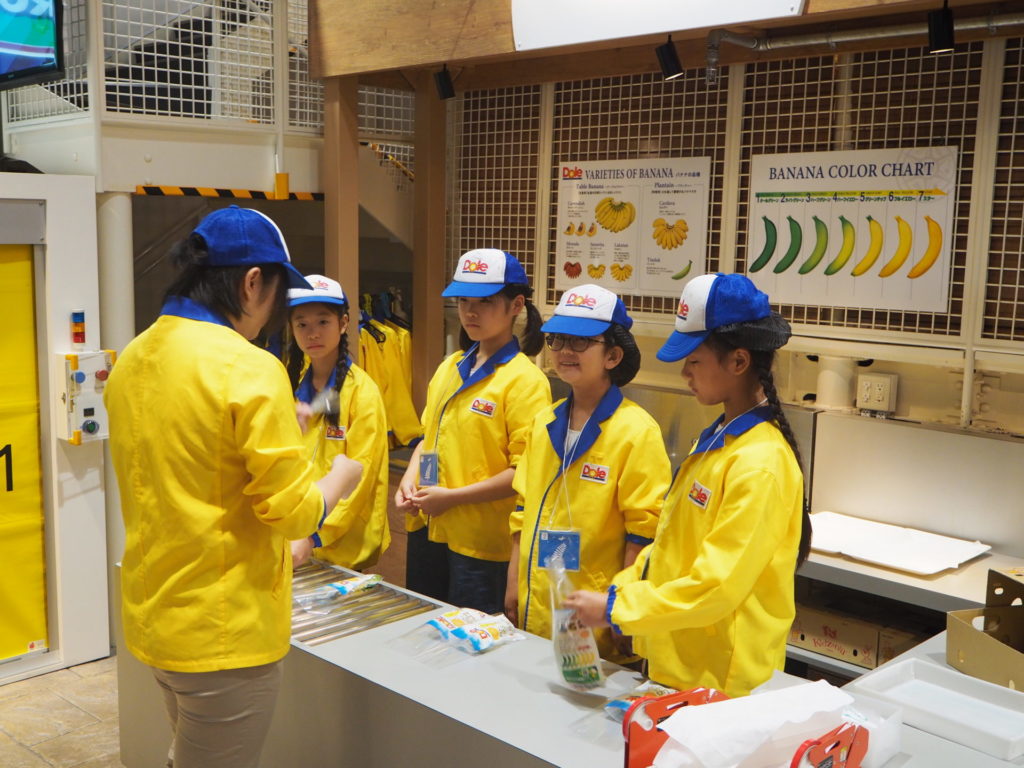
[564,274,809,698]
[505,285,670,663]
[395,249,551,614]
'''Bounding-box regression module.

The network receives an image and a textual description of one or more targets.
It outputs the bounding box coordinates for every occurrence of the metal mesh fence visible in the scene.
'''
[286,0,321,131]
[358,85,416,139]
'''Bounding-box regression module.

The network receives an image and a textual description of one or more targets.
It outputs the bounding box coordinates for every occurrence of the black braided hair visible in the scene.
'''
[284,302,352,428]
[601,323,641,387]
[705,331,812,567]
[457,284,544,357]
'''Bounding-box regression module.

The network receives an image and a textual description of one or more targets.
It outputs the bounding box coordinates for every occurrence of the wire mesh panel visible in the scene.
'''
[6,0,89,123]
[101,0,275,123]
[985,38,1024,342]
[358,86,415,139]
[547,71,730,312]
[446,86,543,282]
[738,46,983,336]
[286,0,321,131]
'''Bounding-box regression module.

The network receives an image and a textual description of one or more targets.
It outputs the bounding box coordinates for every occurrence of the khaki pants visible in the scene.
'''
[152,660,283,768]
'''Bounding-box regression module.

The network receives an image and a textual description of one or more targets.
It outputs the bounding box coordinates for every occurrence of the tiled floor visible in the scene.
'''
[0,467,410,768]
[0,656,121,768]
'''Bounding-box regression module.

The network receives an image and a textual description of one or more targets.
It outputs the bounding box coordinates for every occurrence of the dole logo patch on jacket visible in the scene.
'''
[469,398,496,417]
[688,480,711,509]
[580,462,609,483]
[325,424,347,440]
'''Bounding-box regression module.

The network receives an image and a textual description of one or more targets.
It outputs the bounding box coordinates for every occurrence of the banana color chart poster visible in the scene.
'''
[555,158,711,298]
[747,147,957,312]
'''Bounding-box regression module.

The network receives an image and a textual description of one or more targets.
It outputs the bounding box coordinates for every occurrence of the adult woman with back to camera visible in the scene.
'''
[105,206,362,768]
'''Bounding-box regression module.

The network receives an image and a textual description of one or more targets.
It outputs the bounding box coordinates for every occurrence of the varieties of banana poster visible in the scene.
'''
[747,146,957,312]
[555,158,711,298]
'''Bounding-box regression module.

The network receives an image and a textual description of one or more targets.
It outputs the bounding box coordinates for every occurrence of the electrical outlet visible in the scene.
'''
[856,372,898,412]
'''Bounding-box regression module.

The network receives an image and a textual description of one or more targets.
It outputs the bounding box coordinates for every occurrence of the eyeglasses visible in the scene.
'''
[544,334,606,353]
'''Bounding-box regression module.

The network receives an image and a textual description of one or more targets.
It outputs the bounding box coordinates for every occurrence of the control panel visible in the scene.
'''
[53,351,116,445]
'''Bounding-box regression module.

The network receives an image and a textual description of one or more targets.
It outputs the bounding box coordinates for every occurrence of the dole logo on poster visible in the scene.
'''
[461,258,488,275]
[562,166,584,180]
[565,292,598,310]
[580,462,609,483]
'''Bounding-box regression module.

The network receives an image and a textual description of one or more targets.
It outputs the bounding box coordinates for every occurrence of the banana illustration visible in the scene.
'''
[587,222,597,237]
[563,223,574,235]
[586,263,606,278]
[671,260,693,280]
[798,216,829,274]
[595,197,636,233]
[773,216,803,273]
[851,215,884,276]
[906,215,942,279]
[878,216,913,277]
[749,216,777,272]
[652,218,689,250]
[824,215,856,275]
[576,221,586,236]
[609,263,633,282]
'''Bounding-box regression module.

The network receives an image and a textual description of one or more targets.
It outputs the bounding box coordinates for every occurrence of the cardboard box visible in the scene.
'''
[878,627,920,666]
[790,605,879,669]
[947,567,1024,691]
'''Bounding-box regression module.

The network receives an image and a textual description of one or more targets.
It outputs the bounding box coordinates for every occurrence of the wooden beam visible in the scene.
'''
[322,76,361,361]
[410,72,448,412]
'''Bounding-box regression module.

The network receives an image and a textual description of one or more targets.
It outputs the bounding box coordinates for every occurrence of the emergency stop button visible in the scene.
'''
[82,420,100,435]
[96,369,109,382]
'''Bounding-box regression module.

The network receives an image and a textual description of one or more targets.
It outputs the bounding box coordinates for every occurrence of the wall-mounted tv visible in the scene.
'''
[0,1,64,92]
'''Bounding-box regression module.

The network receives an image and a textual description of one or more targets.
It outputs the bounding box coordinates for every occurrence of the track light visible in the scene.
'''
[433,64,455,100]
[656,35,684,81]
[927,0,955,54]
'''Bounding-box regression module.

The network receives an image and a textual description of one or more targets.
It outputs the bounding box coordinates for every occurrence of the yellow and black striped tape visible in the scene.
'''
[135,185,323,201]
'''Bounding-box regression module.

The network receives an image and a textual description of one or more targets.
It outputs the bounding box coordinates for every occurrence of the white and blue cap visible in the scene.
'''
[442,248,529,298]
[193,205,311,290]
[658,273,778,362]
[542,284,632,336]
[288,274,347,308]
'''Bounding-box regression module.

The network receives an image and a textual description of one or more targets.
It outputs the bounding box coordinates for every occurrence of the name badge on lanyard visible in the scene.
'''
[538,529,581,572]
[419,452,439,487]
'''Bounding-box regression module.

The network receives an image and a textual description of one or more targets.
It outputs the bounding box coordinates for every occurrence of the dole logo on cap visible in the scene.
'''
[677,300,690,321]
[313,278,332,290]
[565,291,598,310]
[461,258,488,275]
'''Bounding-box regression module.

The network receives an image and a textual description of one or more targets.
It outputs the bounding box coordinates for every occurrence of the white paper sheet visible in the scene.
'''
[810,511,990,575]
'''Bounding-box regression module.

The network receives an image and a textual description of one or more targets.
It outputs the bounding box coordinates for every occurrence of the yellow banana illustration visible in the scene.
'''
[594,197,636,233]
[576,221,586,236]
[586,263,606,278]
[609,263,633,282]
[652,218,689,250]
[587,222,597,237]
[563,223,574,235]
[824,216,856,275]
[906,215,942,279]
[851,215,883,276]
[878,216,912,277]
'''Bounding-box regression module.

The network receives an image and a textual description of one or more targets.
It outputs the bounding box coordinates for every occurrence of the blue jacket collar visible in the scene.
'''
[455,337,520,393]
[546,385,623,464]
[294,357,352,403]
[160,296,233,329]
[691,405,773,456]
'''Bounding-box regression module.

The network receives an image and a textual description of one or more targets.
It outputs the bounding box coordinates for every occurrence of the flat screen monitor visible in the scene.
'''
[0,1,64,92]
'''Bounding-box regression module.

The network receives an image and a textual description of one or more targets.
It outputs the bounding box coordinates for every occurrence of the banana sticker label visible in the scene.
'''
[325,425,347,440]
[580,462,609,484]
[688,480,712,509]
[469,398,496,417]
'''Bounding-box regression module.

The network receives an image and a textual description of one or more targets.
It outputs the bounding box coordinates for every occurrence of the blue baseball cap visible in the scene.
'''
[288,274,347,308]
[193,206,311,290]
[657,273,772,362]
[542,284,632,336]
[442,249,529,297]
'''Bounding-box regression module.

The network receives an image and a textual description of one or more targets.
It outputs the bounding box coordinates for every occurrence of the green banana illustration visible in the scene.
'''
[773,216,803,273]
[749,216,777,272]
[824,215,856,275]
[671,260,693,280]
[798,216,829,274]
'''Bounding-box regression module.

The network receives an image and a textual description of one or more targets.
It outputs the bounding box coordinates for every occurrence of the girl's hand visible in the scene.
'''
[504,581,519,626]
[410,486,456,517]
[291,537,315,569]
[295,402,314,434]
[563,590,611,628]
[394,476,418,512]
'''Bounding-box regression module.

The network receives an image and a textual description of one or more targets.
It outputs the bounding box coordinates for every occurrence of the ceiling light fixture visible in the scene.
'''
[927,0,955,54]
[656,35,684,80]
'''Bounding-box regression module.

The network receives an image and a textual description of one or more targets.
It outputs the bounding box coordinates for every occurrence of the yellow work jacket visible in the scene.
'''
[359,320,422,446]
[295,362,390,571]
[611,408,803,697]
[105,297,325,673]
[409,338,551,561]
[511,388,669,660]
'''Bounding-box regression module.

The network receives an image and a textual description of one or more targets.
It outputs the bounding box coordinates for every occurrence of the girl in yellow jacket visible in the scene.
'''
[395,249,551,614]
[105,207,362,768]
[285,275,391,571]
[505,285,670,663]
[565,273,811,698]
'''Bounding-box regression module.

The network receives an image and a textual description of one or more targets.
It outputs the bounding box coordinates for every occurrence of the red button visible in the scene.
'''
[96,369,109,381]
